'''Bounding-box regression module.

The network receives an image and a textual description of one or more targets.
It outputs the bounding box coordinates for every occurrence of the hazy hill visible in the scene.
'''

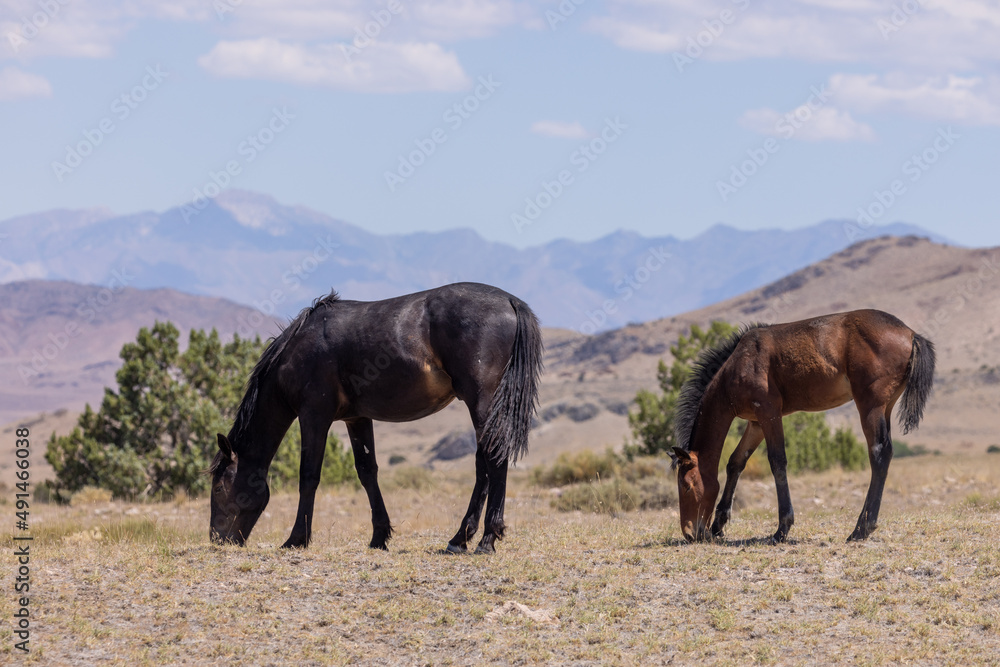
[0,190,948,331]
[3,236,995,478]
[0,281,280,426]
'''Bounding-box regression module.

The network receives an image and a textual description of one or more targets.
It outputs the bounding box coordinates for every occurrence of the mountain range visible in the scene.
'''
[2,235,997,480]
[0,190,950,331]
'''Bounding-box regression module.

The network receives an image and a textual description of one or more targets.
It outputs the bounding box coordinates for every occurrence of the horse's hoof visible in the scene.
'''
[368,541,389,551]
[280,538,308,549]
[445,543,467,554]
[473,543,495,555]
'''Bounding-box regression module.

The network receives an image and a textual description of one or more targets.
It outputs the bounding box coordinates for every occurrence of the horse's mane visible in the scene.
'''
[210,290,341,473]
[674,322,769,454]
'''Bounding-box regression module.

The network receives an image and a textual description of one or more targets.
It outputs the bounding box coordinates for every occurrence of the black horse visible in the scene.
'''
[209,282,542,553]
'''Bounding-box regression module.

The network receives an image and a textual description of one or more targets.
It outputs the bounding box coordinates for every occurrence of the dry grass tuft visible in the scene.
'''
[69,486,113,506]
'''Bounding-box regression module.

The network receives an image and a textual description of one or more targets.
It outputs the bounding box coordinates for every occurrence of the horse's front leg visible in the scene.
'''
[282,415,333,548]
[760,415,794,543]
[712,421,764,538]
[345,418,393,550]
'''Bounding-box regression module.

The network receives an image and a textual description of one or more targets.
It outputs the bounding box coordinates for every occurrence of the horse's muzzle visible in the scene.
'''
[682,520,711,543]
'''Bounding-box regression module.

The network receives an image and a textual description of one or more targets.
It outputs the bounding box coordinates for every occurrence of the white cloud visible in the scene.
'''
[1,0,528,64]
[530,120,589,139]
[410,0,526,40]
[828,73,1000,126]
[0,66,52,100]
[586,0,1000,71]
[196,0,527,42]
[198,37,470,93]
[0,0,134,60]
[739,106,876,142]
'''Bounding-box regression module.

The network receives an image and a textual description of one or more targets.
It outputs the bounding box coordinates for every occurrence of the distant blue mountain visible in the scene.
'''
[0,191,952,331]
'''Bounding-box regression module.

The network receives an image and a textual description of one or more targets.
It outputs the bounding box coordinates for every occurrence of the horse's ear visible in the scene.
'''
[218,433,236,462]
[671,447,692,465]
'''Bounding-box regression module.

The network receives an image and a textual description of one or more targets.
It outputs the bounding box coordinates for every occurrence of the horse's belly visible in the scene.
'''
[348,363,458,423]
[783,373,853,413]
[369,393,457,423]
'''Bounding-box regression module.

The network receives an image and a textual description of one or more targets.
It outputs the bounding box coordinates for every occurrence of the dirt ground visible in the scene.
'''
[2,453,1000,666]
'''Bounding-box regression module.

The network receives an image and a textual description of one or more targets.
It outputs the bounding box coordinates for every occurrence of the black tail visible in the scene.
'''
[481,298,543,464]
[899,333,935,434]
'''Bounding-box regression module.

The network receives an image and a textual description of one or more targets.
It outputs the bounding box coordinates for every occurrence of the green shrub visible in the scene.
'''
[892,439,929,458]
[834,427,869,471]
[782,414,868,474]
[530,448,620,487]
[45,321,358,502]
[988,445,1000,455]
[633,476,677,510]
[533,450,677,515]
[625,321,739,458]
[618,456,671,483]
[268,422,358,492]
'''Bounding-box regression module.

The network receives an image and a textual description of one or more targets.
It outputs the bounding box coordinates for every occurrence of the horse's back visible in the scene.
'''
[726,310,915,414]
[279,283,528,421]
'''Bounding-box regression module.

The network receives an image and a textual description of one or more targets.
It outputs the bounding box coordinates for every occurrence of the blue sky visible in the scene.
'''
[1,0,998,248]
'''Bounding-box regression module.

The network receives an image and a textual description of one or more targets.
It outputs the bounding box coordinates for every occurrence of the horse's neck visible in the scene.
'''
[237,384,296,466]
[689,387,734,471]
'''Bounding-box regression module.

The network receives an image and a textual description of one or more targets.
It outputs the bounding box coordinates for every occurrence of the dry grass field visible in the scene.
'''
[3,452,1000,666]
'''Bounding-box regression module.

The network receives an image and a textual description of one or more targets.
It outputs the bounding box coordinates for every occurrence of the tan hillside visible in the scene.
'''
[3,237,998,483]
[537,236,1000,455]
[0,280,282,425]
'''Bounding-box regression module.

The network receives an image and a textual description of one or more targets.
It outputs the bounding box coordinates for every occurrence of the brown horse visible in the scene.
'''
[670,310,935,543]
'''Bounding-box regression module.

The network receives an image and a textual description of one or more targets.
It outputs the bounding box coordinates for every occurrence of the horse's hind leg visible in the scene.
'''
[712,421,764,538]
[760,415,795,543]
[446,386,508,555]
[447,446,489,553]
[346,418,393,550]
[475,454,508,554]
[848,403,894,542]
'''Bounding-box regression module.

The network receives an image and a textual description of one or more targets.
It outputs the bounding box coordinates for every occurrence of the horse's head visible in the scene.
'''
[209,433,270,545]
[672,447,717,542]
